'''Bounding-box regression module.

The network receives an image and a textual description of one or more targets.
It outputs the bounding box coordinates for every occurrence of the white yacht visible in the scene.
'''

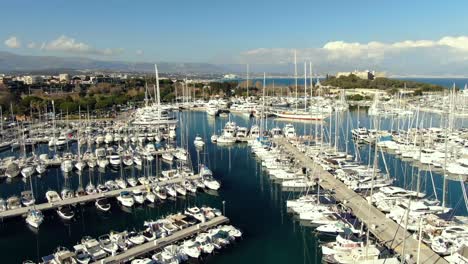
[61,159,74,173]
[195,233,215,254]
[81,236,107,261]
[206,106,219,116]
[21,164,35,178]
[117,191,134,207]
[249,125,260,138]
[194,136,205,147]
[26,209,44,228]
[133,155,143,166]
[55,135,68,147]
[45,190,62,203]
[283,123,296,138]
[273,109,326,120]
[174,148,188,161]
[132,189,146,204]
[236,127,248,138]
[104,133,113,144]
[162,152,174,162]
[181,239,201,259]
[21,190,36,206]
[109,155,121,166]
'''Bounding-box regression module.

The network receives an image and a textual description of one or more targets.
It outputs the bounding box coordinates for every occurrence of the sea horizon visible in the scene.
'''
[223,76,468,89]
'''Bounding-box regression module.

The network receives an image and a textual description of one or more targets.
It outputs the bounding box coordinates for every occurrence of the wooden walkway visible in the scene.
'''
[274,138,448,264]
[94,216,229,264]
[0,175,201,220]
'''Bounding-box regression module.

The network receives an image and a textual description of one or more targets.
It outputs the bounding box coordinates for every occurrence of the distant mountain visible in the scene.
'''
[0,51,359,76]
[0,51,228,74]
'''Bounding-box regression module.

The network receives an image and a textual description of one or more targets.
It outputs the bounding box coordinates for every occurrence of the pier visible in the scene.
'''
[274,138,449,264]
[95,215,229,263]
[0,175,201,220]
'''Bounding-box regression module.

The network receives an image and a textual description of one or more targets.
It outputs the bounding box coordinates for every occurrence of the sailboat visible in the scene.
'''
[85,170,97,195]
[21,190,36,207]
[273,53,326,120]
[75,114,87,171]
[132,64,177,126]
[21,164,35,178]
[194,135,205,148]
[19,126,35,178]
[5,162,20,178]
[36,161,47,174]
[26,208,44,229]
[48,101,57,148]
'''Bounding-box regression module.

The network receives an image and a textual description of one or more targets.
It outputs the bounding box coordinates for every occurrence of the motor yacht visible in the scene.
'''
[117,191,135,207]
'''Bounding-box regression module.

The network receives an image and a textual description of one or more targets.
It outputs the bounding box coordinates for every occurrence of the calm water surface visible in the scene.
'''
[0,109,466,263]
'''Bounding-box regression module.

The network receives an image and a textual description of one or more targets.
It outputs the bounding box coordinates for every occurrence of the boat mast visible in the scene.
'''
[155,64,161,120]
[261,73,266,137]
[309,62,313,110]
[260,72,266,138]
[366,115,380,258]
[304,62,307,112]
[0,106,3,140]
[334,107,338,152]
[246,64,249,98]
[320,88,324,146]
[294,50,298,113]
[416,217,423,264]
[345,109,349,154]
[52,100,57,153]
[175,79,178,107]
[329,107,332,146]
[144,82,149,107]
[442,107,448,207]
[77,106,81,163]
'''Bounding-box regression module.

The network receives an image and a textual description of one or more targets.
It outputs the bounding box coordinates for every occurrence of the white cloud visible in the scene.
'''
[136,49,144,55]
[238,35,468,76]
[40,35,123,56]
[4,36,21,48]
[437,36,468,51]
[27,42,37,49]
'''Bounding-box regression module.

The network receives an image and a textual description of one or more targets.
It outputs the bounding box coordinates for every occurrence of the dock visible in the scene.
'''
[95,215,229,263]
[274,138,448,264]
[0,175,201,220]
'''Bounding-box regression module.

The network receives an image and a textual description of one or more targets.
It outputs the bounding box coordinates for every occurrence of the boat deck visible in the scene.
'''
[94,215,229,263]
[0,175,201,220]
[0,149,179,170]
[274,138,448,264]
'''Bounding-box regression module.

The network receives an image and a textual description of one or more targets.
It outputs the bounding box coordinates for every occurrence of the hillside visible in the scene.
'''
[0,51,227,73]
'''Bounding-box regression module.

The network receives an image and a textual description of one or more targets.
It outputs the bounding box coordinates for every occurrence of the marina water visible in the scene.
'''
[0,109,466,263]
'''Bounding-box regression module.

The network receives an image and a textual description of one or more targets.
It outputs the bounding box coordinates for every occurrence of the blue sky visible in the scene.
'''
[2,0,468,75]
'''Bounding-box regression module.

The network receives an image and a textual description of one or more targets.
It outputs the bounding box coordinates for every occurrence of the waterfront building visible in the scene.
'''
[59,73,69,83]
[22,75,43,85]
[336,70,386,80]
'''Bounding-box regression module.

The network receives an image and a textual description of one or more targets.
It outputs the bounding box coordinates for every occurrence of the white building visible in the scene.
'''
[223,74,238,79]
[22,75,43,85]
[336,70,385,80]
[59,73,69,83]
